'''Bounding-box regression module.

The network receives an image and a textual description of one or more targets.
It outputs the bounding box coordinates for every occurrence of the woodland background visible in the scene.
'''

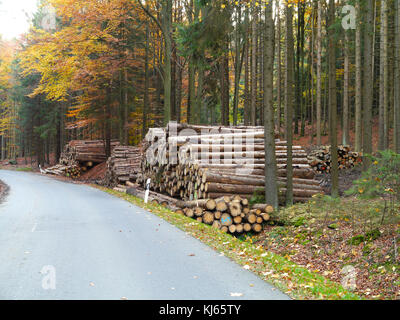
[0,0,399,183]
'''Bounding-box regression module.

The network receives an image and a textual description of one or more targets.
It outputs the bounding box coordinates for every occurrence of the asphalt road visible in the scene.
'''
[0,170,289,300]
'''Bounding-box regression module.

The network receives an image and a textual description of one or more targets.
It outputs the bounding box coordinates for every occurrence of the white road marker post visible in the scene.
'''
[144,178,151,204]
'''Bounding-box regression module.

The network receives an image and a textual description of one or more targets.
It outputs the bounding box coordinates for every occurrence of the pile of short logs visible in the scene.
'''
[60,140,120,165]
[42,163,82,178]
[175,196,274,234]
[44,139,120,179]
[308,145,362,173]
[104,146,142,187]
[137,122,323,204]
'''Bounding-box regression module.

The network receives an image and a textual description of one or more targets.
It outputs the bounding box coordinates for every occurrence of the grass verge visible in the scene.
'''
[95,185,361,300]
[0,166,34,172]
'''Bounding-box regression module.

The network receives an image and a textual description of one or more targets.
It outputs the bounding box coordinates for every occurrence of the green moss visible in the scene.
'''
[348,235,365,246]
[365,228,381,241]
[293,216,306,227]
[15,167,34,172]
[362,243,373,256]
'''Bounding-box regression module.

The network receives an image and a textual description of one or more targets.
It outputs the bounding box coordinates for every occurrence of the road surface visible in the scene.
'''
[0,170,289,300]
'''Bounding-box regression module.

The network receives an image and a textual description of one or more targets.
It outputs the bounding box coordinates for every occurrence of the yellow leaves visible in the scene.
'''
[18,0,140,123]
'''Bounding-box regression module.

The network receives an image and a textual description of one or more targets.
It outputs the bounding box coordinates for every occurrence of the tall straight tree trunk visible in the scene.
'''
[310,3,315,145]
[395,0,400,153]
[142,18,150,138]
[123,67,129,144]
[285,3,294,206]
[162,0,172,126]
[176,57,183,123]
[188,63,195,123]
[56,106,62,162]
[276,4,282,133]
[264,1,278,209]
[328,0,339,197]
[299,4,306,137]
[220,44,230,126]
[258,10,264,126]
[355,1,363,152]
[171,42,177,120]
[379,0,388,150]
[251,5,257,125]
[233,5,242,126]
[343,34,350,146]
[105,86,112,158]
[244,7,250,125]
[316,0,323,146]
[363,0,374,168]
[187,0,197,124]
[295,2,305,135]
[196,69,204,124]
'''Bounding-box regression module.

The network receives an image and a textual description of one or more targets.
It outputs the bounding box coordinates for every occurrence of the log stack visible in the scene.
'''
[44,139,120,179]
[175,197,274,234]
[42,163,82,178]
[136,122,323,204]
[104,146,142,187]
[60,140,120,166]
[308,145,362,173]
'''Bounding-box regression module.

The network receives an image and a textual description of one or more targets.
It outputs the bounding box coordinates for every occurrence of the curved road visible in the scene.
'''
[0,170,288,300]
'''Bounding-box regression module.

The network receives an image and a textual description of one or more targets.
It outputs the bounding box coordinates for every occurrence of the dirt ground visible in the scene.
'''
[316,167,363,196]
[0,180,9,204]
[77,162,107,183]
[292,117,390,153]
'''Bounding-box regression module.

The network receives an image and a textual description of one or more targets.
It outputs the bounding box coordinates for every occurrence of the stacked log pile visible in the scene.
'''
[60,140,120,165]
[44,139,120,179]
[42,163,82,179]
[137,122,323,204]
[308,145,362,173]
[104,146,142,187]
[175,196,274,234]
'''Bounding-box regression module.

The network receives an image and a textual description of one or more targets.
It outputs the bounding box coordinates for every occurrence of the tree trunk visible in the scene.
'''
[276,4,282,133]
[363,0,374,167]
[328,0,338,197]
[162,0,172,126]
[285,3,294,205]
[316,0,323,146]
[379,0,388,151]
[355,1,363,152]
[395,0,400,152]
[233,6,242,126]
[342,33,350,146]
[251,6,257,126]
[263,2,278,209]
[143,18,150,138]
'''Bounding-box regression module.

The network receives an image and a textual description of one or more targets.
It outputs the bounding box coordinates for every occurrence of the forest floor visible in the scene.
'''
[292,117,386,152]
[252,196,400,300]
[0,154,58,171]
[0,179,8,204]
